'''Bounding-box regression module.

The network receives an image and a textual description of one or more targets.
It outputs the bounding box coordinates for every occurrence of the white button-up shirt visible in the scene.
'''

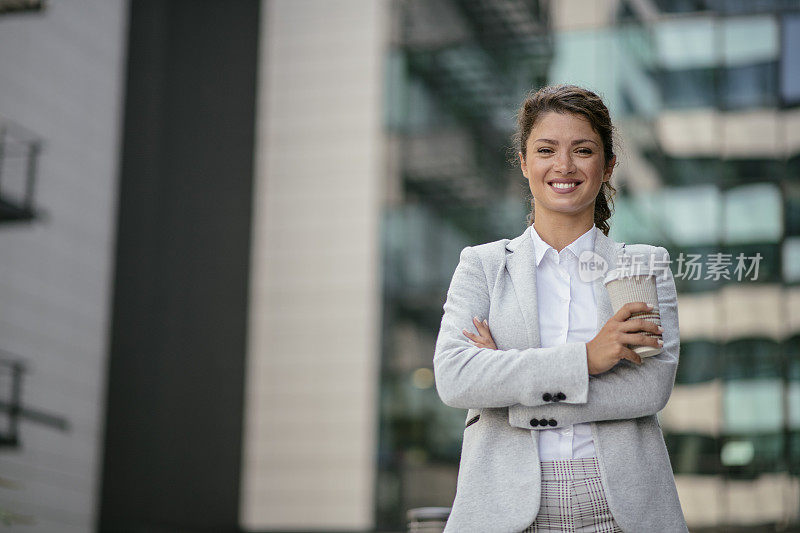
[531,224,598,459]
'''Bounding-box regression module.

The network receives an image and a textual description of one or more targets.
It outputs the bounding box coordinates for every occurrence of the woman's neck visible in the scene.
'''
[532,213,594,252]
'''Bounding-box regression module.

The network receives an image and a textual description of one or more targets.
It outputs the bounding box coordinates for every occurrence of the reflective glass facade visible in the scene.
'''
[379,0,800,530]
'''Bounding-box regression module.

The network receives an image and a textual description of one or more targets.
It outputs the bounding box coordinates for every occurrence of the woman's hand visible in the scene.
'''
[586,302,663,375]
[462,317,497,350]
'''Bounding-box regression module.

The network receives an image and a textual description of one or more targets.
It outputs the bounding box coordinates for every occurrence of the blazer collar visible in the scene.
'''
[505,225,623,348]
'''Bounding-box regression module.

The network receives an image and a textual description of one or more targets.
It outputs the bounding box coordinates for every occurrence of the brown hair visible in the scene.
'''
[512,84,617,236]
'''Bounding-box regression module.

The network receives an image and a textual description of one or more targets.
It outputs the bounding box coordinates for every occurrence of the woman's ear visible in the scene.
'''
[519,151,528,179]
[603,155,616,182]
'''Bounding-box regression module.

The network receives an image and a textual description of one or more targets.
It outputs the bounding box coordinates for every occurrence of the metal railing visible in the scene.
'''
[0,0,46,15]
[0,351,69,447]
[0,116,42,223]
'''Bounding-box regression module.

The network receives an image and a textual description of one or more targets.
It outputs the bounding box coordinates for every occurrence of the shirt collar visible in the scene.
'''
[530,224,596,267]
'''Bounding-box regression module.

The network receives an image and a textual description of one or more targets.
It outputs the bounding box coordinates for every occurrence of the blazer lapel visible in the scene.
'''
[505,225,625,347]
[505,226,540,349]
[592,229,623,330]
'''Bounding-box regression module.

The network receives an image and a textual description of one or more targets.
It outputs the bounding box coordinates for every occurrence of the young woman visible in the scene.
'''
[433,85,687,532]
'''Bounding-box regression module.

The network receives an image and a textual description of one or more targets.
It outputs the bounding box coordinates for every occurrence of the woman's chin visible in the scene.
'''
[536,201,595,218]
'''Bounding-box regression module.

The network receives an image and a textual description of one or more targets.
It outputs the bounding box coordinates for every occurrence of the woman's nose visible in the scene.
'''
[553,152,576,174]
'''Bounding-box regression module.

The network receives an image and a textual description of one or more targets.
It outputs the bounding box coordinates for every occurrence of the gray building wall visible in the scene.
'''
[0,1,129,532]
[240,0,389,530]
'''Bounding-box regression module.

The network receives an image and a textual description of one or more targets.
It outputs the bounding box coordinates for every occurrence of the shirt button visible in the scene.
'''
[548,419,557,427]
[530,418,539,427]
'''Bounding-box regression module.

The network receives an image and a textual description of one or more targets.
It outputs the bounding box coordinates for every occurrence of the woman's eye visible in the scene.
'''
[537,147,553,154]
[576,148,593,155]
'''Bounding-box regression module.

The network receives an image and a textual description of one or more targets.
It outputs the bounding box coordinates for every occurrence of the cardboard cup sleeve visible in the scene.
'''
[603,272,662,358]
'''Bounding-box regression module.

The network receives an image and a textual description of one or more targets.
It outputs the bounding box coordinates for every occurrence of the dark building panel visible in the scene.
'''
[100,1,259,531]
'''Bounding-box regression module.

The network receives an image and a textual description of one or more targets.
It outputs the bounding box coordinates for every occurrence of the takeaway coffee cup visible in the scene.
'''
[603,271,663,358]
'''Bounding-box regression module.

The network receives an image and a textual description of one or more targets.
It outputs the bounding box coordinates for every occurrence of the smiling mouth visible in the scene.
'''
[548,181,582,191]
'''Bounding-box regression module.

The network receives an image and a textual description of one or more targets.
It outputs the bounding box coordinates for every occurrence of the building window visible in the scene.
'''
[781,12,800,104]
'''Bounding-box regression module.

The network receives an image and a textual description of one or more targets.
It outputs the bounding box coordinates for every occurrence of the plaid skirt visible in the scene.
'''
[522,457,622,533]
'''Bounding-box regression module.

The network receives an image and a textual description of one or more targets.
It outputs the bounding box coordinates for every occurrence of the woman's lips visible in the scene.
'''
[548,181,582,194]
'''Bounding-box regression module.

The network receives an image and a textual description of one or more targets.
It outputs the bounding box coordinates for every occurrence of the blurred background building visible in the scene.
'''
[0,0,799,532]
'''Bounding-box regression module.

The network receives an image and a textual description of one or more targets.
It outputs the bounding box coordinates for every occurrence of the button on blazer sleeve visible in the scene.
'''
[525,247,679,424]
[433,245,589,410]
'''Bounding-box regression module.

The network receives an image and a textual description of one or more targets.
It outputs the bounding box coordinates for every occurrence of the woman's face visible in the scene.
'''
[519,111,615,224]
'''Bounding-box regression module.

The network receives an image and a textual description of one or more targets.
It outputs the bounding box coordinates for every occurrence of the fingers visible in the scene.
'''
[473,316,490,336]
[621,347,643,365]
[462,329,480,342]
[462,317,486,343]
[463,317,496,349]
[621,332,663,348]
[462,317,489,339]
[619,318,663,335]
[614,301,654,322]
[462,329,488,348]
[463,332,489,348]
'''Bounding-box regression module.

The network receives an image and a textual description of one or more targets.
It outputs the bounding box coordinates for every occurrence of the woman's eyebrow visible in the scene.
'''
[534,138,599,146]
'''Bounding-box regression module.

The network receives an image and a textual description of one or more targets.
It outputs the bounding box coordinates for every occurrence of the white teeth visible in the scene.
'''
[551,182,578,189]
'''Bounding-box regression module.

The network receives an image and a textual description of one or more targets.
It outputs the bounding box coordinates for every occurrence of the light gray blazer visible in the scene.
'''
[433,225,688,533]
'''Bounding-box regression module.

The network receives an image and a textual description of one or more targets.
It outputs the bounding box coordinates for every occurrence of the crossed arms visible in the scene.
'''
[433,246,680,425]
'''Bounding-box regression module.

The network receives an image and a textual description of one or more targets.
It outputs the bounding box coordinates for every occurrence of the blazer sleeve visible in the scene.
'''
[524,246,680,426]
[433,245,590,410]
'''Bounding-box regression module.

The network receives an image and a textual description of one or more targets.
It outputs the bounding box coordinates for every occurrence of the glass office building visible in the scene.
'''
[3,1,799,531]
[378,0,800,530]
[378,0,553,526]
